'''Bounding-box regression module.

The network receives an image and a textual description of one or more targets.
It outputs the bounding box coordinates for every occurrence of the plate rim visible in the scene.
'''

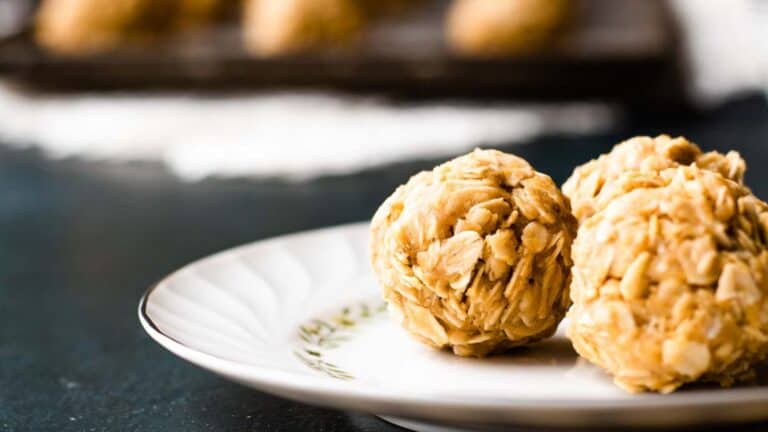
[138,222,768,416]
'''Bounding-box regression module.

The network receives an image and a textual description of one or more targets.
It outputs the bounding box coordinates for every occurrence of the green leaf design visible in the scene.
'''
[294,350,355,380]
[294,301,386,380]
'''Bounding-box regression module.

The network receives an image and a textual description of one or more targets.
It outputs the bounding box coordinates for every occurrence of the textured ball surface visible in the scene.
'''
[370,149,577,357]
[568,166,768,393]
[563,135,745,222]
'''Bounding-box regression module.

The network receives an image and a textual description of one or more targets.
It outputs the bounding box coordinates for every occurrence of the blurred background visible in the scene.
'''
[0,0,765,180]
[1,0,768,430]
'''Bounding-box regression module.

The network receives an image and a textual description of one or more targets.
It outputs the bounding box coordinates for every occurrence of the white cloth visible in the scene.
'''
[0,86,614,180]
[0,0,763,180]
[670,0,763,106]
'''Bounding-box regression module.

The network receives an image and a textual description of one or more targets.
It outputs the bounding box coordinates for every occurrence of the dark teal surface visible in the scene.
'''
[2,96,768,431]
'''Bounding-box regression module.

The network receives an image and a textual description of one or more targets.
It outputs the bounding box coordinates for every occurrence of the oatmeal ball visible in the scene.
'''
[35,0,175,54]
[243,0,365,56]
[370,149,577,357]
[34,0,230,54]
[563,135,746,222]
[446,0,570,57]
[568,166,768,393]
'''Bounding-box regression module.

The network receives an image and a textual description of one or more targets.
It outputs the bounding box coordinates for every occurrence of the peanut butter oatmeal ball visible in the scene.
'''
[370,149,577,357]
[568,166,768,393]
[563,135,746,222]
[35,0,175,54]
[446,0,570,57]
[243,0,365,56]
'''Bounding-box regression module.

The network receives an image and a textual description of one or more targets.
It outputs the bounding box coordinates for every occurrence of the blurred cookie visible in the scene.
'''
[35,0,175,54]
[35,0,234,54]
[446,0,570,57]
[243,0,366,56]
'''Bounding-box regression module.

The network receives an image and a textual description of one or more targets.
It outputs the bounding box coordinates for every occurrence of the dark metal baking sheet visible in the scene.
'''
[0,0,684,104]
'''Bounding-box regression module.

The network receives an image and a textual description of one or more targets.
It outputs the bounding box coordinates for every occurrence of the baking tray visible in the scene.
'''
[0,0,685,104]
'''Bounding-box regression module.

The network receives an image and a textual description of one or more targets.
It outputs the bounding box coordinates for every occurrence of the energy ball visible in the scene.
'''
[446,0,570,57]
[568,166,768,393]
[370,149,577,357]
[243,0,365,56]
[35,0,174,54]
[563,135,746,222]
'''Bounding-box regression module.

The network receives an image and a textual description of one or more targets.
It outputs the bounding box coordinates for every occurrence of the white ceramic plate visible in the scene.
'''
[139,222,768,431]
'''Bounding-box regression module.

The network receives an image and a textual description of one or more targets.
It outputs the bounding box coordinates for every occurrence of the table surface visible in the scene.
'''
[3,95,768,432]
